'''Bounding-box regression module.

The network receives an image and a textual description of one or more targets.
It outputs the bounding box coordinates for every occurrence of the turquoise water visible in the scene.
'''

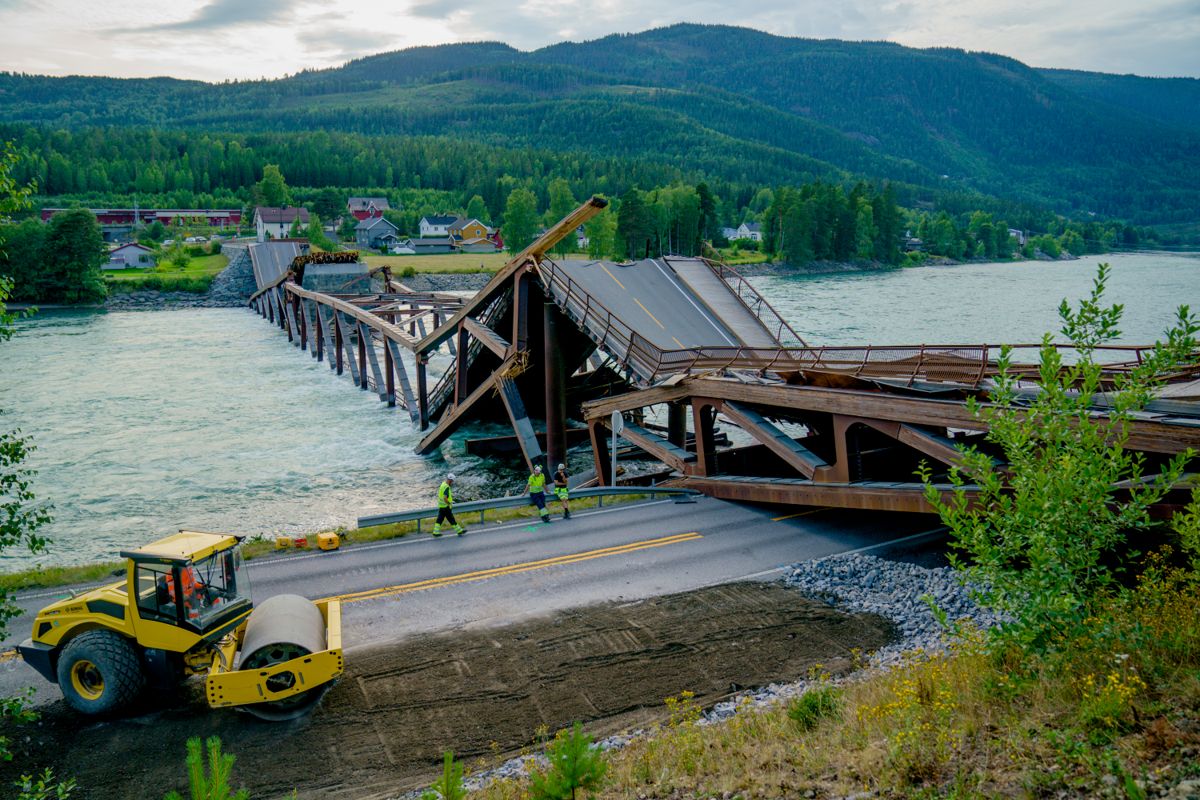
[751,252,1199,346]
[1,253,1196,569]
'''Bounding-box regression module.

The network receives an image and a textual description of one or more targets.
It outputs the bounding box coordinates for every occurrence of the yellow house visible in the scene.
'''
[448,217,490,242]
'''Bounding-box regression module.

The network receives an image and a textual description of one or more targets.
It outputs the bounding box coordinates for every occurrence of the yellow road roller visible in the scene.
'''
[18,531,343,721]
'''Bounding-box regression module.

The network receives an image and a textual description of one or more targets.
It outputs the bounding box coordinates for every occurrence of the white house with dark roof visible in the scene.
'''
[254,206,310,242]
[734,222,762,242]
[419,214,458,238]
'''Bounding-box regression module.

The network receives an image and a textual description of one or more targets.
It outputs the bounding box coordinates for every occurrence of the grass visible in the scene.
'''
[0,494,651,593]
[716,249,770,265]
[104,253,229,294]
[472,569,1200,799]
[362,252,512,274]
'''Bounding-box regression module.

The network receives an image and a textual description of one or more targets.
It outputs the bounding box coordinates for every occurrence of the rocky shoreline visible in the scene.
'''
[104,245,257,310]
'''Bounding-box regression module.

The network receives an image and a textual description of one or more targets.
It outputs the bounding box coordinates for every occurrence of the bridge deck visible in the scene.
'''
[249,242,302,292]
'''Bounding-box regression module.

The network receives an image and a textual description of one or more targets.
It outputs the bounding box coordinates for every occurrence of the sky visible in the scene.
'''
[1,0,1198,81]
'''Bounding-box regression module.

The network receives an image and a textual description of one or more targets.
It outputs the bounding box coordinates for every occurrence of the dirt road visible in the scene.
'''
[3,582,892,799]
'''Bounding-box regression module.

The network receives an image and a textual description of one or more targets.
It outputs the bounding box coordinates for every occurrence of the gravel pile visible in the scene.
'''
[396,272,493,293]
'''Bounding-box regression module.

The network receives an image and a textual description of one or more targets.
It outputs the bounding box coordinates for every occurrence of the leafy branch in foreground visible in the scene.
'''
[922,263,1199,651]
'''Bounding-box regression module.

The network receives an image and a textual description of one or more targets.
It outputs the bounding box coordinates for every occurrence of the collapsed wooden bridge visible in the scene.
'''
[249,198,1200,513]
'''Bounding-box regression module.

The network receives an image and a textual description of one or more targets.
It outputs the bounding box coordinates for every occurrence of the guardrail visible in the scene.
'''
[357,486,701,531]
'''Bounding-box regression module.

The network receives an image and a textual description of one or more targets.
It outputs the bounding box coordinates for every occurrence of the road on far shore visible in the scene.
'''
[1,496,943,706]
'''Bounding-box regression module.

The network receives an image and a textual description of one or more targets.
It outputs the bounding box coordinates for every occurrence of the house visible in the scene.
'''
[720,227,740,241]
[1008,228,1027,246]
[106,243,155,269]
[41,207,242,242]
[395,237,454,255]
[455,236,501,254]
[355,216,401,250]
[254,207,310,242]
[347,197,391,221]
[448,217,491,242]
[734,222,762,242]
[418,214,458,238]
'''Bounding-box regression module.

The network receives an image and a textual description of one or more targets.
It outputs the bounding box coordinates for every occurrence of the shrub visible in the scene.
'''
[13,768,75,800]
[787,685,842,732]
[399,265,416,278]
[420,751,466,800]
[922,264,1199,651]
[210,240,222,255]
[163,736,248,800]
[185,245,205,257]
[529,722,608,800]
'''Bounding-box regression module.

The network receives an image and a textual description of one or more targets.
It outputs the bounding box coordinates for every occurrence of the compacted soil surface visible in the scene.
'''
[4,582,892,799]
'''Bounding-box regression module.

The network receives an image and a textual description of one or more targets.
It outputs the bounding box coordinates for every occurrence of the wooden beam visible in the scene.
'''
[415,196,609,354]
[387,340,419,423]
[676,475,965,514]
[416,372,502,455]
[612,422,695,473]
[721,401,827,479]
[497,375,545,472]
[338,312,361,385]
[462,316,511,359]
[360,322,388,401]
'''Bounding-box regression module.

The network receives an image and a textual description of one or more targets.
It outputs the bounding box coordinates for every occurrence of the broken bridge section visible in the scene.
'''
[249,196,1200,513]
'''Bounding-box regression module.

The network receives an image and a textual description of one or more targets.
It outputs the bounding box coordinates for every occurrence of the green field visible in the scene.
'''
[103,253,229,293]
[363,251,590,274]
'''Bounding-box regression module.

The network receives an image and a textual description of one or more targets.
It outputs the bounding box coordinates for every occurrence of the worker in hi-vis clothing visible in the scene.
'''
[527,465,552,524]
[433,472,466,537]
[553,463,571,519]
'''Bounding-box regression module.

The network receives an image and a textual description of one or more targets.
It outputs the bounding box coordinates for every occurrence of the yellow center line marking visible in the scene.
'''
[772,507,833,522]
[672,336,685,348]
[0,649,18,663]
[633,298,666,329]
[325,532,703,605]
[599,264,626,290]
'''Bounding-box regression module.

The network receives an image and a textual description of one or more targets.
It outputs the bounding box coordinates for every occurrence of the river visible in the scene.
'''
[1,252,1196,569]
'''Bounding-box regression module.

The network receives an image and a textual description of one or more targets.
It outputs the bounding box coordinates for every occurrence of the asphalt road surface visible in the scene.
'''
[1,496,943,704]
[554,258,754,349]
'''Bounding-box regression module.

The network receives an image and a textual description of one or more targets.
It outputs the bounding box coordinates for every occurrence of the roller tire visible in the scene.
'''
[56,630,145,715]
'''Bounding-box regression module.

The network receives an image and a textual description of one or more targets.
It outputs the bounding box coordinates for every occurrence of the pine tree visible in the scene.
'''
[502,188,539,253]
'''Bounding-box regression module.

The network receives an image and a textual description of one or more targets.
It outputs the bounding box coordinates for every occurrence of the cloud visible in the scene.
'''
[295,27,402,61]
[118,0,293,33]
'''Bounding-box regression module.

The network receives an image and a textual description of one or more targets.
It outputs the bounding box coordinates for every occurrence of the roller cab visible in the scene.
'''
[19,531,342,721]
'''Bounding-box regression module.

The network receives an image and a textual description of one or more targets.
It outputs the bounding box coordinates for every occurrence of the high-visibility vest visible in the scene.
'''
[438,481,453,508]
[554,470,568,488]
[165,568,202,619]
[528,473,546,493]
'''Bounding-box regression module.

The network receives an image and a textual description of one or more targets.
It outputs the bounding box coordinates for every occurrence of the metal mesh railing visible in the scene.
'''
[703,259,808,348]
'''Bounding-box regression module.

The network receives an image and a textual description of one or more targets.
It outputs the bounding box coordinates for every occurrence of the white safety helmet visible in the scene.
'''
[534,465,542,472]
[557,463,566,471]
[446,472,456,481]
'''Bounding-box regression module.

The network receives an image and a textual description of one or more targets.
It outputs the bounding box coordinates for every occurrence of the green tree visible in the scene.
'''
[41,209,107,304]
[1,141,56,774]
[305,213,336,250]
[696,181,718,242]
[465,194,488,224]
[256,164,291,207]
[163,737,248,800]
[922,265,1199,651]
[168,242,191,269]
[0,220,48,302]
[616,188,652,259]
[502,188,539,253]
[546,179,577,255]
[584,206,616,259]
[529,722,608,800]
[312,187,345,221]
[854,197,877,261]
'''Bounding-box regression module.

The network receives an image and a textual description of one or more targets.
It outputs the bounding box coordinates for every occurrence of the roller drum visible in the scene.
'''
[240,594,326,669]
[238,594,330,721]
